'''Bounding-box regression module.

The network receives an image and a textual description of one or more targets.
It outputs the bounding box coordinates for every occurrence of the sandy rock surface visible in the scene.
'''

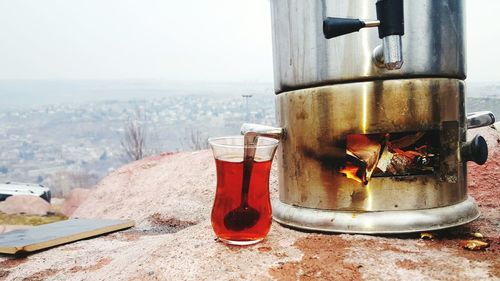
[0,195,50,216]
[72,151,215,225]
[60,188,92,217]
[1,129,499,281]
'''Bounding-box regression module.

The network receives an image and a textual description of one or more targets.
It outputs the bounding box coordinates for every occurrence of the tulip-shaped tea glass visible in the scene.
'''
[209,136,279,245]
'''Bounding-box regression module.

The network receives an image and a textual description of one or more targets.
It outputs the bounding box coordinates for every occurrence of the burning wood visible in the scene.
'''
[340,134,387,184]
[340,131,439,184]
[388,132,425,149]
[381,142,437,176]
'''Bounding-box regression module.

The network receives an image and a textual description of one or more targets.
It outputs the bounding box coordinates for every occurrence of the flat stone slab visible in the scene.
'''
[0,128,498,280]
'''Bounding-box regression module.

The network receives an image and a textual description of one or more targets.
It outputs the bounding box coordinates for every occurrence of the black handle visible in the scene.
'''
[462,135,488,165]
[323,17,365,39]
[376,0,404,38]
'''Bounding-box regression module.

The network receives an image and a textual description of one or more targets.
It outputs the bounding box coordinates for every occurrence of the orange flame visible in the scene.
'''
[339,166,366,184]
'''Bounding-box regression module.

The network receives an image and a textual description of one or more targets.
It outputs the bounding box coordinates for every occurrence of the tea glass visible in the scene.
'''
[208,136,279,245]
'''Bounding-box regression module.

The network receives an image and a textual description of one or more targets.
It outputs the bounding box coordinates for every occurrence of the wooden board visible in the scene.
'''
[0,218,135,254]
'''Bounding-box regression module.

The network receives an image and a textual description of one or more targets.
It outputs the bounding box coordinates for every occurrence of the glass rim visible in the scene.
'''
[208,135,279,149]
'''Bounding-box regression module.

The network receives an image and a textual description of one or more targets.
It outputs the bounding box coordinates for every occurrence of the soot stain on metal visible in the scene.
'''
[295,110,308,120]
[350,190,367,203]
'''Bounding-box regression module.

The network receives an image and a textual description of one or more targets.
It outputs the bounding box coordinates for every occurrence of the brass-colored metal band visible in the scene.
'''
[275,78,466,211]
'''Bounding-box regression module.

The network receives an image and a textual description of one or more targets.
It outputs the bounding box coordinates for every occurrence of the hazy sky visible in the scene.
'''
[0,0,498,82]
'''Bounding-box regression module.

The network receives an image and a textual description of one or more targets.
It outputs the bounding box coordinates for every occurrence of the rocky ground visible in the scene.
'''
[0,127,499,281]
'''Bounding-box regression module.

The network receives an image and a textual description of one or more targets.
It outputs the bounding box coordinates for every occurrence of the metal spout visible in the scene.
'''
[373,35,403,70]
[382,35,403,70]
[375,0,404,70]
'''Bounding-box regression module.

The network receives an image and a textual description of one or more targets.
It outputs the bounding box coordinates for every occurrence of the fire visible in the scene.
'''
[339,131,438,185]
[340,134,387,185]
[339,166,365,184]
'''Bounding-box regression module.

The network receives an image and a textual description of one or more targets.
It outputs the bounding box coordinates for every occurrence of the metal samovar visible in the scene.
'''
[243,0,495,233]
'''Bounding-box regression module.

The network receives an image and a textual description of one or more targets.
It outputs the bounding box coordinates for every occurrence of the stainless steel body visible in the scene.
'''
[270,0,465,93]
[262,0,493,233]
[275,78,466,211]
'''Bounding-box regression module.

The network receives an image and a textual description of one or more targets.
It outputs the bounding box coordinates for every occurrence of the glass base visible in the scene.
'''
[217,237,264,246]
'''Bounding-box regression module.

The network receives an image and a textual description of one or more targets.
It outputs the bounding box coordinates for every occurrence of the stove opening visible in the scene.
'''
[339,131,440,184]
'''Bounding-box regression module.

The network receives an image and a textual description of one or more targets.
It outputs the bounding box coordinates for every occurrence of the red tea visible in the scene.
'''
[211,158,273,244]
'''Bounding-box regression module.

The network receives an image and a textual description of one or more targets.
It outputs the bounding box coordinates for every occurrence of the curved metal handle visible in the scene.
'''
[467,111,495,129]
[240,123,284,140]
